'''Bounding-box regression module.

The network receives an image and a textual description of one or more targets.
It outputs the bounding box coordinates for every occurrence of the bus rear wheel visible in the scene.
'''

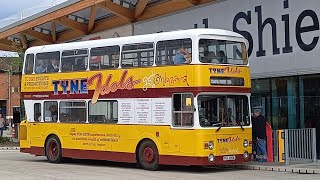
[138,140,159,170]
[45,135,62,163]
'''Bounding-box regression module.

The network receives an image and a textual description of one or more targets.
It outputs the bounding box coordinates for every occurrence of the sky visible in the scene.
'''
[0,0,55,56]
[0,0,47,19]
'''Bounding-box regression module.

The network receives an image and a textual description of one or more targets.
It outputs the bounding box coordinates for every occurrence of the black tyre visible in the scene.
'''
[138,140,159,170]
[45,135,62,163]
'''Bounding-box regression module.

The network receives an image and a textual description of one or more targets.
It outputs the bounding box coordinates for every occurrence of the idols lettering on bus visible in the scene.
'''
[87,70,141,104]
[52,70,141,103]
[209,67,242,74]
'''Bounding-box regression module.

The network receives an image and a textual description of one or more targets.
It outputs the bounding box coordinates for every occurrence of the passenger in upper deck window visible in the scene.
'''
[217,50,226,63]
[35,60,46,73]
[47,58,59,72]
[76,59,86,70]
[62,61,72,71]
[174,48,191,64]
[202,51,220,63]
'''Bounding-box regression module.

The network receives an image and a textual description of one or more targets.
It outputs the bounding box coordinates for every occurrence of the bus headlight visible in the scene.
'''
[208,141,214,150]
[204,141,214,150]
[243,139,248,148]
[243,151,249,160]
[208,154,214,162]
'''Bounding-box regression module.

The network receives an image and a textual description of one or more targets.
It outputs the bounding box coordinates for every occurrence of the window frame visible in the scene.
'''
[43,101,58,122]
[35,51,61,74]
[61,49,89,72]
[34,103,41,122]
[156,38,193,66]
[89,45,121,70]
[121,42,155,68]
[198,38,248,65]
[197,94,251,127]
[172,93,195,127]
[24,54,35,74]
[59,100,87,123]
[88,100,118,124]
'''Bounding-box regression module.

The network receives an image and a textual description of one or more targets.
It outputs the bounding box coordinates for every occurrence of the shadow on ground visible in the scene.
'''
[24,156,243,173]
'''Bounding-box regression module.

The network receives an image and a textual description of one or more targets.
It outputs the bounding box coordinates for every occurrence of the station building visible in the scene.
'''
[0,0,318,157]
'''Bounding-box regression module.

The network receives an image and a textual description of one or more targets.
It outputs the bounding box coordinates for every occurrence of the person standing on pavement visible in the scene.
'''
[252,109,267,162]
[0,114,5,137]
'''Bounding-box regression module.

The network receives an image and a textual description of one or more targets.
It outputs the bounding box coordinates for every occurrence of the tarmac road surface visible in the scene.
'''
[0,150,318,180]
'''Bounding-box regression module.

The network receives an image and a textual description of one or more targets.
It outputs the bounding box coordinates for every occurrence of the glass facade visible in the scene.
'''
[251,75,320,158]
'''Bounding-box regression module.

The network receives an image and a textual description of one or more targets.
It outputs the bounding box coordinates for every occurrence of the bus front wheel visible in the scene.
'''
[45,135,62,163]
[138,140,159,170]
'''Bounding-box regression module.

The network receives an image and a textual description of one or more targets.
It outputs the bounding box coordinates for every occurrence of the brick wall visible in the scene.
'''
[0,72,21,119]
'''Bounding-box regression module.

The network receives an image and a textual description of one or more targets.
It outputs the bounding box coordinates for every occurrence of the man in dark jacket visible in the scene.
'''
[252,109,267,162]
[46,58,59,72]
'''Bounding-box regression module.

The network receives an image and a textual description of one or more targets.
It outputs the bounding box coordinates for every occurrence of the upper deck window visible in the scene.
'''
[121,43,154,68]
[24,54,34,74]
[90,46,120,70]
[199,39,248,65]
[35,52,60,74]
[156,38,192,65]
[62,49,88,72]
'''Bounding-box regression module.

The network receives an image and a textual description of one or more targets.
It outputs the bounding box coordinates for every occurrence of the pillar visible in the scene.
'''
[299,77,305,128]
[287,77,297,129]
[271,79,279,130]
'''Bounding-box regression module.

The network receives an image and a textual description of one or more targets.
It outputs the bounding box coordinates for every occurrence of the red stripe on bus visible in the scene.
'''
[21,87,250,100]
[30,146,45,156]
[24,147,251,166]
[20,148,31,153]
[62,149,136,163]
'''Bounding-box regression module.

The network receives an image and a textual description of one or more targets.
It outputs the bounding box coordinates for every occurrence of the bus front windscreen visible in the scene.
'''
[199,39,248,65]
[198,95,250,127]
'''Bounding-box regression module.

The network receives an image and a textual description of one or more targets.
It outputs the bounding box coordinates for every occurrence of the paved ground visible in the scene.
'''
[0,150,319,180]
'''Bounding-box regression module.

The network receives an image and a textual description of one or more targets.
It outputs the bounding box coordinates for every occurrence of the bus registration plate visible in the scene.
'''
[223,156,236,161]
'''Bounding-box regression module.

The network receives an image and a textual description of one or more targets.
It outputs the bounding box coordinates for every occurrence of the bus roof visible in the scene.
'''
[25,29,245,54]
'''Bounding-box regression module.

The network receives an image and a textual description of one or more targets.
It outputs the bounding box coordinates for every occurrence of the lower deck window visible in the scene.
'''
[89,101,118,123]
[59,101,86,123]
[198,95,250,127]
[44,101,58,122]
[173,93,194,126]
[34,103,41,122]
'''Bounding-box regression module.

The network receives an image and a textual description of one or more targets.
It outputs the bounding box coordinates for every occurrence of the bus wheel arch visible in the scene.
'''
[44,134,63,163]
[136,138,159,171]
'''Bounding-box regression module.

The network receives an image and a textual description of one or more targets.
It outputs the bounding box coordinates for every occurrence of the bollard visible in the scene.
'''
[278,130,285,163]
[11,124,16,138]
[266,122,273,162]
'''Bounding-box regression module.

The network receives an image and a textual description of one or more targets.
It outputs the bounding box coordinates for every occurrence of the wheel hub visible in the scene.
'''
[143,146,155,163]
[48,141,58,158]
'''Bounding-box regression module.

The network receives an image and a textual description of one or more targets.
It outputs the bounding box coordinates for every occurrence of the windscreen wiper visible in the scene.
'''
[239,124,244,131]
[215,123,222,132]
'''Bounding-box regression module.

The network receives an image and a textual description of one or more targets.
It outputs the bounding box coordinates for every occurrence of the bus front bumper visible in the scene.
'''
[159,153,252,166]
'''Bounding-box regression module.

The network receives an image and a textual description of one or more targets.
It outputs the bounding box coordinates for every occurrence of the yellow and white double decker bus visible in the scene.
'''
[20,29,252,170]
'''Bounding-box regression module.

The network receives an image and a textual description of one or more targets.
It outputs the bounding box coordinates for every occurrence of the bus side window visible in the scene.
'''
[36,51,60,73]
[62,49,88,72]
[156,38,192,66]
[88,100,118,124]
[34,103,41,122]
[44,101,58,122]
[172,93,194,127]
[24,54,34,74]
[59,101,86,123]
[121,43,154,68]
[90,46,120,70]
